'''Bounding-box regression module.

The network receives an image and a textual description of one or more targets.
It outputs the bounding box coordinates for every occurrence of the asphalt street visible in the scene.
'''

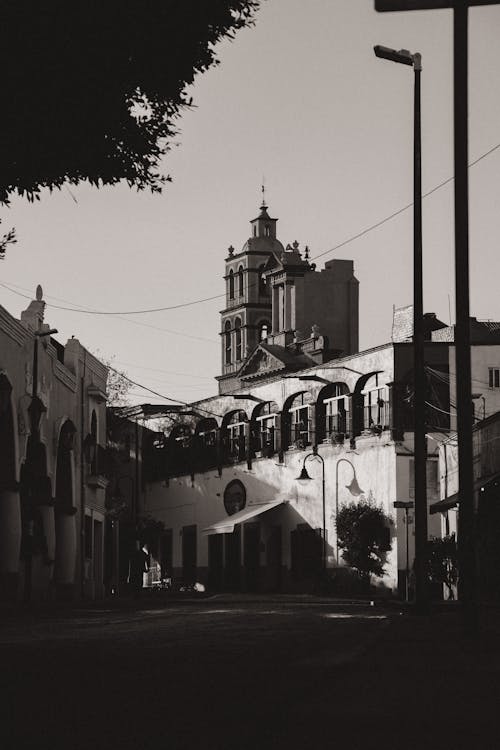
[1,597,499,749]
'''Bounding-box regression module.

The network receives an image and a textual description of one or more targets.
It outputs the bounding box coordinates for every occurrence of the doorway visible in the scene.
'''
[243,523,260,592]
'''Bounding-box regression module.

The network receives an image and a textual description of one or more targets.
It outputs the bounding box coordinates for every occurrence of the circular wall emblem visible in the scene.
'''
[223,479,246,516]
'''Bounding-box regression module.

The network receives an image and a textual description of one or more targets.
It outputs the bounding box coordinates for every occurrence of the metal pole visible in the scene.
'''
[405,507,410,602]
[23,335,39,604]
[135,418,140,538]
[321,458,326,572]
[335,461,339,565]
[412,56,429,613]
[454,4,477,634]
[80,351,87,599]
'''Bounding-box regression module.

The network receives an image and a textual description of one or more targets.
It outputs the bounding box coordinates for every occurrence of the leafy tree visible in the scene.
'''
[0,1,259,205]
[0,221,16,259]
[425,534,458,600]
[106,365,132,408]
[92,351,131,407]
[336,500,392,584]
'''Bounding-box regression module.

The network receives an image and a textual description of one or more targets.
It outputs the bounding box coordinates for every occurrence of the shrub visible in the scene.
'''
[336,500,392,584]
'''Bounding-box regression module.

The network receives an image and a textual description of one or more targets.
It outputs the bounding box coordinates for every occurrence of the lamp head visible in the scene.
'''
[374,45,414,67]
[296,465,313,482]
[346,476,364,496]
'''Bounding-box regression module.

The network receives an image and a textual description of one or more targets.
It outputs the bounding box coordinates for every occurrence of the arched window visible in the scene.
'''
[195,418,218,471]
[259,320,270,341]
[253,225,257,237]
[265,225,271,237]
[238,266,244,297]
[320,383,350,441]
[229,269,234,300]
[235,318,242,361]
[252,401,279,456]
[361,374,390,431]
[168,424,193,477]
[225,321,232,365]
[222,410,248,462]
[287,392,313,448]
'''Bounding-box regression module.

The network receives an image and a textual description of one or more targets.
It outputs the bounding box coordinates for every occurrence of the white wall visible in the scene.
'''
[144,436,399,590]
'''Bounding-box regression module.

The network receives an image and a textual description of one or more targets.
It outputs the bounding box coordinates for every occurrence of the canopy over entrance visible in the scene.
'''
[430,471,500,514]
[203,500,286,535]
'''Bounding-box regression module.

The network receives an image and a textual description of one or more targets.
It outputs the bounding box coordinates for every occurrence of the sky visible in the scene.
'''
[1,0,500,407]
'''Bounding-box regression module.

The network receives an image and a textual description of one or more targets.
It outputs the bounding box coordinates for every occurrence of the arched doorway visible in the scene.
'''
[54,419,77,596]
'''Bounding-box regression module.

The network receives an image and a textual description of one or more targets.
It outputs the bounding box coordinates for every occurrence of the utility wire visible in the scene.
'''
[311,140,500,262]
[0,281,218,345]
[2,140,499,318]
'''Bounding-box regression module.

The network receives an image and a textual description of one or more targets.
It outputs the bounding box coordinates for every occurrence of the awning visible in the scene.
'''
[430,471,500,515]
[203,500,286,535]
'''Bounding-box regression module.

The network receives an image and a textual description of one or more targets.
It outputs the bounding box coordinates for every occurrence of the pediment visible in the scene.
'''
[262,252,282,274]
[239,345,287,379]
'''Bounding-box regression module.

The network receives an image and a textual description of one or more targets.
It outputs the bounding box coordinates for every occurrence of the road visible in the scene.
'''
[1,596,499,749]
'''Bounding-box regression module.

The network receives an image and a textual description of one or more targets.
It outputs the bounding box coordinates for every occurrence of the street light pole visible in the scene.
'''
[296,449,326,573]
[374,45,428,613]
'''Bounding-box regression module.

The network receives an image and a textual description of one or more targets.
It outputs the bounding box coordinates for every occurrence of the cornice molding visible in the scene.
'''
[0,305,30,347]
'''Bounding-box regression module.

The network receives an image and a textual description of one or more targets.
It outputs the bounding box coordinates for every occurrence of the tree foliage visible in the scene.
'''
[336,500,392,581]
[93,352,131,407]
[0,1,260,204]
[425,534,458,600]
[0,221,16,259]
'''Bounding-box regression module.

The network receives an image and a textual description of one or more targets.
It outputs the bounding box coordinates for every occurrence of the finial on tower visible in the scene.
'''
[261,178,267,210]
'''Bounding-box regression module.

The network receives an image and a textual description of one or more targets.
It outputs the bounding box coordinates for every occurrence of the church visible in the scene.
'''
[140,198,500,597]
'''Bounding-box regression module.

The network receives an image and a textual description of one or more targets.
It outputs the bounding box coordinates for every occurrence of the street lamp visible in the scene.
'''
[335,458,364,564]
[374,44,428,613]
[296,450,365,573]
[296,447,326,573]
[394,500,414,602]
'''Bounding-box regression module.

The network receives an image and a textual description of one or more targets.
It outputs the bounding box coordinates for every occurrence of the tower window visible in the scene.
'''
[238,266,244,297]
[229,269,234,300]
[253,225,257,237]
[265,225,270,237]
[259,321,270,341]
[258,265,267,296]
[225,321,232,365]
[235,318,242,361]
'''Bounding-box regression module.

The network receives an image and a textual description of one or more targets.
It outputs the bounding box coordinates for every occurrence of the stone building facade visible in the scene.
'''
[139,204,500,597]
[0,288,108,601]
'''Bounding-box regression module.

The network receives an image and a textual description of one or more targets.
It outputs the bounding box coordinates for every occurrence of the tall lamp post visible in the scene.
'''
[374,44,428,613]
[296,448,326,572]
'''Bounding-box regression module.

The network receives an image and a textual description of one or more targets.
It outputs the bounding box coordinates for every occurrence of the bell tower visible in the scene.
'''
[217,201,285,394]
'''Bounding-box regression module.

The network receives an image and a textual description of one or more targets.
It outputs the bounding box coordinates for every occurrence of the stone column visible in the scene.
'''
[39,504,56,566]
[284,282,294,331]
[55,508,77,595]
[0,487,22,598]
[272,285,280,333]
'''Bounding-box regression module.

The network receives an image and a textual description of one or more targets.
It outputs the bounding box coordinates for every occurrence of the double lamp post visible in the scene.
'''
[296,447,364,572]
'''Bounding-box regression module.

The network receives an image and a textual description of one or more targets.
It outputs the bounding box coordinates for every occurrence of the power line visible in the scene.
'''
[0,281,218,345]
[311,140,500,262]
[3,139,499,318]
